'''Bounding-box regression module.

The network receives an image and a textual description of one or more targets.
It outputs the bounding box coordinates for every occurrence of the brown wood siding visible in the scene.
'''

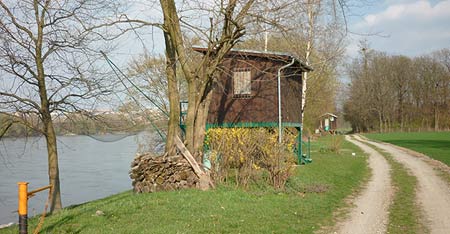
[281,67,303,123]
[207,54,303,125]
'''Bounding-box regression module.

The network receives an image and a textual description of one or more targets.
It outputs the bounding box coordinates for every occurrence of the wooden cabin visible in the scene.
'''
[192,48,313,163]
[193,48,312,129]
[317,113,338,133]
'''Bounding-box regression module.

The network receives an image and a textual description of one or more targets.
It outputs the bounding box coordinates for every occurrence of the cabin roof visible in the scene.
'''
[320,113,338,118]
[192,47,313,72]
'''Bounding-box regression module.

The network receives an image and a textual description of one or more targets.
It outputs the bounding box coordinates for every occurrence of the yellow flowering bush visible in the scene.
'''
[206,127,297,189]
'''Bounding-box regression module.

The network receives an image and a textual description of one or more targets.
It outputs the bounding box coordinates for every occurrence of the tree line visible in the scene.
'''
[0,110,162,138]
[344,47,450,132]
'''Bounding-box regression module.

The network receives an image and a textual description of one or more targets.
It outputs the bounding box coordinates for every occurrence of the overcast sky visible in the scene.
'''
[347,0,450,57]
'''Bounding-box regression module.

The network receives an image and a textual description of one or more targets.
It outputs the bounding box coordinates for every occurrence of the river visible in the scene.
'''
[0,134,149,224]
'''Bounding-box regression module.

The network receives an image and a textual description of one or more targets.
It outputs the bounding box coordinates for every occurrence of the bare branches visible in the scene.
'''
[0,0,146,119]
[0,91,40,109]
[0,1,36,42]
[344,47,450,132]
[0,0,150,211]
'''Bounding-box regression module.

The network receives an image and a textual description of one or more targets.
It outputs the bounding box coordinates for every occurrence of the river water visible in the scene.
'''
[0,134,145,224]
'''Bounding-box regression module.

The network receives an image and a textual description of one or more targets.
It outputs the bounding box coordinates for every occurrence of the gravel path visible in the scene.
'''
[333,136,393,234]
[356,135,450,234]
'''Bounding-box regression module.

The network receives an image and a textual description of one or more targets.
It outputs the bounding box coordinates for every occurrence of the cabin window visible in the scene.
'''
[233,69,251,97]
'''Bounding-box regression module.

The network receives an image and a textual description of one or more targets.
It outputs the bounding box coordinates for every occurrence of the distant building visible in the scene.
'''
[317,113,338,133]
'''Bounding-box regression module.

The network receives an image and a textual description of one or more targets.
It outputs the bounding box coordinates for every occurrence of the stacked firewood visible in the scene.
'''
[129,153,199,193]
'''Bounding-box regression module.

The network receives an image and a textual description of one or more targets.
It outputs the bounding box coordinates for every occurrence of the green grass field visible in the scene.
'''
[0,136,369,234]
[365,132,450,166]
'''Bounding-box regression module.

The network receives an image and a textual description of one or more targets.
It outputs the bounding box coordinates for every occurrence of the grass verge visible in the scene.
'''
[0,135,368,234]
[359,138,426,234]
[364,132,450,166]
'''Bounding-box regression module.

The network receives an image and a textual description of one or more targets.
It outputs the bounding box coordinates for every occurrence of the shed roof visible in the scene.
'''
[320,113,338,118]
[192,47,313,72]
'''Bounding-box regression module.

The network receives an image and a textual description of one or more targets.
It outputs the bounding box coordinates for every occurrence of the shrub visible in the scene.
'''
[328,135,343,154]
[318,135,343,154]
[206,128,297,189]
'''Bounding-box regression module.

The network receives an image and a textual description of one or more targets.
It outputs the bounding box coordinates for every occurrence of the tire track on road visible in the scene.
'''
[333,136,393,234]
[355,135,450,234]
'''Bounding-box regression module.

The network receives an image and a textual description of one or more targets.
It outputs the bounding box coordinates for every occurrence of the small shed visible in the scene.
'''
[318,113,338,133]
[192,47,313,162]
[193,48,312,128]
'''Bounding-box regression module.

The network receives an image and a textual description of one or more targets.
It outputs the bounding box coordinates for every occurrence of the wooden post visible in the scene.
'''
[18,182,28,234]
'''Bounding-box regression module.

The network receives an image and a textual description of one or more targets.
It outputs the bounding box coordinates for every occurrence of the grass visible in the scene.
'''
[359,138,425,234]
[365,132,450,166]
[0,136,369,234]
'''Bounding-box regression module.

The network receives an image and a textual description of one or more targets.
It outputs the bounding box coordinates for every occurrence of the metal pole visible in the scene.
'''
[308,136,311,160]
[18,182,28,234]
[27,185,52,198]
[277,58,296,143]
[297,127,302,164]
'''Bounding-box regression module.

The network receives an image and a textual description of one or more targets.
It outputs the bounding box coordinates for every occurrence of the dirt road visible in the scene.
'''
[333,136,393,234]
[355,135,450,234]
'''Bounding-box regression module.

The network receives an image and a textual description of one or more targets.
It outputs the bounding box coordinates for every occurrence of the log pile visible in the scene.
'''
[129,153,199,193]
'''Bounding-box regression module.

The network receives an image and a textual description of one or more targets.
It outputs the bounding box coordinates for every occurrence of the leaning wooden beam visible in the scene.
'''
[174,136,214,190]
[174,136,205,178]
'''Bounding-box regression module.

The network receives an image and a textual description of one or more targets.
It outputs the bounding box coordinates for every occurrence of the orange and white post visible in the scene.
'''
[18,182,28,234]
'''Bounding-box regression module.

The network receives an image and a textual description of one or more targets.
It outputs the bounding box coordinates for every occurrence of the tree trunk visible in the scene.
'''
[398,95,404,131]
[34,0,62,212]
[378,112,383,133]
[192,90,213,161]
[36,38,62,213]
[301,0,316,139]
[184,81,198,155]
[44,117,62,212]
[434,103,439,131]
[163,31,180,155]
[385,117,389,133]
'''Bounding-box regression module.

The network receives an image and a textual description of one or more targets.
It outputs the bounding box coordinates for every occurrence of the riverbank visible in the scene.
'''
[0,135,369,233]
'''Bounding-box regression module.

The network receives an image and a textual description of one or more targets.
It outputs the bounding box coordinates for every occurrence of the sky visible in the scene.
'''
[1,0,448,112]
[111,0,450,66]
[346,0,450,57]
[79,0,450,112]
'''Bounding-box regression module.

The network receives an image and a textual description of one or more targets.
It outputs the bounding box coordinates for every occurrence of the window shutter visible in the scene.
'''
[233,70,251,96]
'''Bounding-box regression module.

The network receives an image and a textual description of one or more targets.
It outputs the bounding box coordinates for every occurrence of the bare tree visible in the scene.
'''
[344,47,450,132]
[389,55,413,131]
[414,56,448,131]
[0,0,148,212]
[159,0,255,159]
[432,49,450,130]
[290,0,347,136]
[127,54,173,114]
